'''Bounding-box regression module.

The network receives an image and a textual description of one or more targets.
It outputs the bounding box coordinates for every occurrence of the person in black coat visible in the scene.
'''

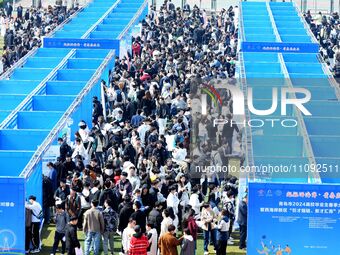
[152,141,168,166]
[131,201,147,233]
[5,30,14,47]
[99,180,118,210]
[17,5,23,20]
[118,196,134,232]
[147,201,163,236]
[122,138,136,163]
[65,216,80,255]
[5,2,13,17]
[149,180,160,208]
[237,195,248,250]
[92,96,103,122]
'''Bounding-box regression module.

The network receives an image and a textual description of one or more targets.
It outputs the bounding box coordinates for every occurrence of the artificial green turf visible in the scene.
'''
[40,224,246,255]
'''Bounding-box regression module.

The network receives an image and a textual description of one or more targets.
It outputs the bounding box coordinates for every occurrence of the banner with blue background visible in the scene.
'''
[242,42,319,53]
[0,178,25,254]
[248,182,340,255]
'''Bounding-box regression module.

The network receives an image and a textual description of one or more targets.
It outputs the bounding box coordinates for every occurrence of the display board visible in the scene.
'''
[248,182,340,255]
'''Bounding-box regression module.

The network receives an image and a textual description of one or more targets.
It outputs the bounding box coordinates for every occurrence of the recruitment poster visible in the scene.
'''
[248,182,340,255]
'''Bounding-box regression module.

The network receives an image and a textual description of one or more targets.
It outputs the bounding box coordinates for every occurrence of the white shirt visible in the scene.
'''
[79,127,90,143]
[72,143,88,160]
[173,148,187,161]
[189,193,201,215]
[167,192,179,214]
[147,228,158,255]
[137,124,151,145]
[160,217,173,237]
[25,201,42,223]
[218,218,230,232]
[122,226,135,253]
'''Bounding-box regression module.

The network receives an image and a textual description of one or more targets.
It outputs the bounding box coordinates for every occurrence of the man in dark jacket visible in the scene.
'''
[58,137,72,162]
[122,137,136,163]
[92,96,103,122]
[65,216,80,255]
[147,201,163,236]
[99,180,117,210]
[63,154,76,176]
[118,196,134,233]
[5,2,13,17]
[17,4,23,19]
[131,201,147,233]
[152,141,168,166]
[237,194,248,250]
[54,180,70,209]
[116,172,133,201]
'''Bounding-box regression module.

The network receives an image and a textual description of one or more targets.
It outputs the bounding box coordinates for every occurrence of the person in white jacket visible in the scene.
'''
[146,223,158,255]
[72,138,88,162]
[122,218,136,254]
[167,185,180,215]
[160,208,173,237]
[189,186,203,215]
[25,195,42,253]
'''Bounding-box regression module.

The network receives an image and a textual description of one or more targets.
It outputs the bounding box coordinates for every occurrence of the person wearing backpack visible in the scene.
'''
[25,195,42,254]
[102,199,118,255]
[65,187,81,221]
[114,87,126,106]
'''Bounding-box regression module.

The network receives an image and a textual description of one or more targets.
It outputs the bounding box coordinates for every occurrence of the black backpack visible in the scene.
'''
[116,90,123,102]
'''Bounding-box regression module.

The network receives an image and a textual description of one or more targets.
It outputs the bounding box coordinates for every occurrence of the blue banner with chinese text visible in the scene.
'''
[242,42,319,53]
[248,182,340,255]
[43,38,120,53]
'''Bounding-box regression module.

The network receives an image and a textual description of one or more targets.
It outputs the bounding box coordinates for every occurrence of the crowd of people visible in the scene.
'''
[23,1,248,255]
[304,10,340,77]
[1,2,79,73]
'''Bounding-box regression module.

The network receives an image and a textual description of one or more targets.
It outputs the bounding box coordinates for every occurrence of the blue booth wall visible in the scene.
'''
[0,178,25,254]
[25,162,43,206]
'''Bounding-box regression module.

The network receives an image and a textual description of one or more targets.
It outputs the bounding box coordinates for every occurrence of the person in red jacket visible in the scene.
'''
[129,225,149,255]
[187,209,199,248]
[132,40,141,57]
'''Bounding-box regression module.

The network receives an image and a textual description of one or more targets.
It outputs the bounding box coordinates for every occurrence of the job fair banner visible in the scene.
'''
[0,178,25,254]
[242,41,319,53]
[43,38,120,54]
[248,182,340,255]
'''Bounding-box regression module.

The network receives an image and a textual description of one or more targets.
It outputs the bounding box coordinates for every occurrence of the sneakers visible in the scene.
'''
[228,240,234,245]
[229,236,234,241]
[204,252,209,255]
[30,249,40,254]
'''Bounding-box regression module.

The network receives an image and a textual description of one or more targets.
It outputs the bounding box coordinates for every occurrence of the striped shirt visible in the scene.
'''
[129,234,149,255]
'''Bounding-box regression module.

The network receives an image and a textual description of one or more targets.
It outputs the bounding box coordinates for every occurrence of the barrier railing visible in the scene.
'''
[20,50,115,178]
[0,5,86,80]
[0,50,76,129]
[238,52,255,181]
[266,1,282,42]
[278,53,321,184]
[239,2,245,42]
